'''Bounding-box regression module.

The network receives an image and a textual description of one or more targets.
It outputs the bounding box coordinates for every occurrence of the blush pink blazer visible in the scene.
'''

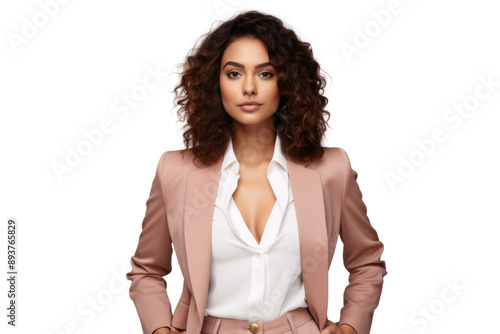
[126,146,387,334]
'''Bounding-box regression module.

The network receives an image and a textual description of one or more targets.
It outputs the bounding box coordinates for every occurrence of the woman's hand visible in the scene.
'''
[168,326,186,333]
[152,326,186,334]
[320,319,357,334]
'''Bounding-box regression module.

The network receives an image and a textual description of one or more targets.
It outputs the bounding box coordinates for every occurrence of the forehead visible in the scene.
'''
[221,37,270,64]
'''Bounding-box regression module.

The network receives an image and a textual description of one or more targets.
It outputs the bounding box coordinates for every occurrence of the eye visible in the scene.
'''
[260,71,274,79]
[226,70,275,79]
[227,71,241,78]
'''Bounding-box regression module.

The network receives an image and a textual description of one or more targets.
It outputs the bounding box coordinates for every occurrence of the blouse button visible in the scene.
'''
[249,323,259,333]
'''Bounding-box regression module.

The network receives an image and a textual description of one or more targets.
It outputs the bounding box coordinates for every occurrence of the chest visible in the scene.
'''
[231,166,277,245]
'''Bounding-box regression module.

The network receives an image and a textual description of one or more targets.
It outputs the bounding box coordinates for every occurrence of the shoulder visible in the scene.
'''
[308,146,354,174]
[295,147,353,189]
[153,148,199,175]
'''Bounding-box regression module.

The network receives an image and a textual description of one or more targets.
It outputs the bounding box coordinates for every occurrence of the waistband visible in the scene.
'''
[202,307,313,334]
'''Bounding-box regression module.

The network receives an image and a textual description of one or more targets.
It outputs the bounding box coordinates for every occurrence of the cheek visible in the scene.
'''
[219,81,232,112]
[264,81,280,97]
[266,85,281,104]
[219,79,235,102]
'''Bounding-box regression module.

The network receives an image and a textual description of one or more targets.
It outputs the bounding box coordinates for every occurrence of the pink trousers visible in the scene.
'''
[201,307,321,334]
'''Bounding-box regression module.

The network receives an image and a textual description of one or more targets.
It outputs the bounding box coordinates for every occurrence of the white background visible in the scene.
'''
[1,0,499,333]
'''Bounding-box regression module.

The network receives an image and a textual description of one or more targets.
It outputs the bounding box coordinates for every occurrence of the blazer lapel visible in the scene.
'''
[183,155,222,333]
[184,154,328,332]
[287,156,328,330]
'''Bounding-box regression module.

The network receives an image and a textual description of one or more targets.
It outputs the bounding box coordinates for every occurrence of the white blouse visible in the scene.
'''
[205,133,308,321]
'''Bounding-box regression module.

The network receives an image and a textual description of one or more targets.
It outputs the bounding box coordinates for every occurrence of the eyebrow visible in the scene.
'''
[222,61,274,70]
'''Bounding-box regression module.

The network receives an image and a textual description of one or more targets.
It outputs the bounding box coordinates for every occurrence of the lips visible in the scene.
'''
[238,101,262,106]
[238,101,262,111]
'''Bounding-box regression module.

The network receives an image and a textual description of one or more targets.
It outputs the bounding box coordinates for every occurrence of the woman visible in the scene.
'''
[126,10,387,334]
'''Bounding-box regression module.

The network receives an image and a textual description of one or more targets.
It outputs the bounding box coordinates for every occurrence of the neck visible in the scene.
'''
[231,121,276,166]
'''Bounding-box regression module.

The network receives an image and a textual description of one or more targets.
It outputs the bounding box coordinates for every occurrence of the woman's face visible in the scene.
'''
[219,36,281,130]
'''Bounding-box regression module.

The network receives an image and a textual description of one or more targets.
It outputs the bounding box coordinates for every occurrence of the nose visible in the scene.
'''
[243,75,256,96]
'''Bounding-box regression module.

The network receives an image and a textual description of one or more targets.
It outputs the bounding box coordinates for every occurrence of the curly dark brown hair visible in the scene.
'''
[172,10,331,167]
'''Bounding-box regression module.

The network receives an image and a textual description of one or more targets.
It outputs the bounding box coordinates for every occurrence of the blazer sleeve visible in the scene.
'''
[125,151,174,334]
[337,148,388,334]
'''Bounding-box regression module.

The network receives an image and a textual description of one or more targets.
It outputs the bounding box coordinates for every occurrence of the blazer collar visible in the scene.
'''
[184,149,328,333]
